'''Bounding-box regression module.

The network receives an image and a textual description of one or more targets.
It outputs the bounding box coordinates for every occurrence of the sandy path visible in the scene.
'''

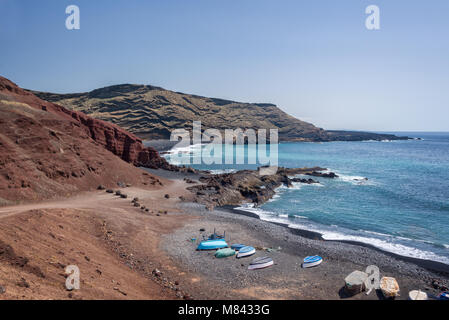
[0,179,189,218]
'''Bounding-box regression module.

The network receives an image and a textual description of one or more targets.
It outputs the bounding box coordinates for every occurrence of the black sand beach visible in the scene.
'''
[159,170,449,300]
[227,206,449,275]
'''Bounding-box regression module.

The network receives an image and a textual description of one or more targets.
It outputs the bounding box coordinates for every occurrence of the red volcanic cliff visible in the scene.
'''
[0,76,171,169]
[0,76,170,204]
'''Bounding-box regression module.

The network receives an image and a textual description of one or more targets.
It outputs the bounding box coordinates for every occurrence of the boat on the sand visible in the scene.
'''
[302,255,323,268]
[215,248,236,258]
[248,256,273,270]
[408,290,427,300]
[197,238,228,250]
[236,246,256,258]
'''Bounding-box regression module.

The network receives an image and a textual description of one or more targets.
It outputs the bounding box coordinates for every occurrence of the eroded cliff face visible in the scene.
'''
[0,76,168,204]
[0,76,171,169]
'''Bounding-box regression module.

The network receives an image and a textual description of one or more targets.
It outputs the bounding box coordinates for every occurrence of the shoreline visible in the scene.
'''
[164,201,449,299]
[145,163,449,278]
[223,205,449,275]
[146,167,449,299]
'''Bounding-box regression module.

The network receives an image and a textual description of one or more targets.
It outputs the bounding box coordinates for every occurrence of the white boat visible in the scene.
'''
[236,246,256,258]
[248,256,273,270]
[302,255,323,268]
[408,290,427,300]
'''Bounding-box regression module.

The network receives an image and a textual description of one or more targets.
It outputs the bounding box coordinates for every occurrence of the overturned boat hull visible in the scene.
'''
[197,239,228,250]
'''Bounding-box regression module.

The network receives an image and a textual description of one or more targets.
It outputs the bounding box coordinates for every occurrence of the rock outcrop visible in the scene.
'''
[188,167,329,209]
[305,171,338,178]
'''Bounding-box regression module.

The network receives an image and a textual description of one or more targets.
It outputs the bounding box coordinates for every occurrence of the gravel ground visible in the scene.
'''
[162,202,449,300]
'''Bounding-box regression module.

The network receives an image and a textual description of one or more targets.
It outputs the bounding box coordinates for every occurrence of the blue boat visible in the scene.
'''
[302,255,323,268]
[197,238,228,250]
[231,244,246,251]
[236,246,256,258]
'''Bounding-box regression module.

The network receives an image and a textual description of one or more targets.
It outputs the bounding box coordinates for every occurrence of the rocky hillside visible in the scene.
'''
[33,85,407,142]
[0,76,170,205]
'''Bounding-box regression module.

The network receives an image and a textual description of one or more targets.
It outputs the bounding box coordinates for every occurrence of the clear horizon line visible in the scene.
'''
[327,130,449,133]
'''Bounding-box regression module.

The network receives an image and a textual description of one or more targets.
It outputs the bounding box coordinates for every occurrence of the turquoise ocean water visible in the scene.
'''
[164,132,449,264]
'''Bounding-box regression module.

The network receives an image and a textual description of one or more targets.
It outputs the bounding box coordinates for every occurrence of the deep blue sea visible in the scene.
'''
[164,132,449,265]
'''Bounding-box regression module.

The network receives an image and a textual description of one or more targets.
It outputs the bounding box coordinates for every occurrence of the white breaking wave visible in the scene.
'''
[256,174,325,204]
[208,169,237,175]
[235,204,449,265]
[267,194,281,202]
[268,182,304,203]
[290,182,305,190]
[165,143,203,155]
[360,139,400,143]
[163,143,203,165]
[237,204,308,222]
[339,174,368,183]
[323,169,377,186]
[319,231,449,265]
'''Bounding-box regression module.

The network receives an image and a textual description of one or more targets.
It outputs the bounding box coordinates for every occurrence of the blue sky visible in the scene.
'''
[1,0,448,131]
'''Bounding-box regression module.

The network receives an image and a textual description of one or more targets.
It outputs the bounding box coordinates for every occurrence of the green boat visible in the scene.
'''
[214,248,236,258]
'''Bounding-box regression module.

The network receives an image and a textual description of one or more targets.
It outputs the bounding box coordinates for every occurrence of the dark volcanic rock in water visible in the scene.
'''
[305,171,338,178]
[189,167,328,208]
[290,177,319,184]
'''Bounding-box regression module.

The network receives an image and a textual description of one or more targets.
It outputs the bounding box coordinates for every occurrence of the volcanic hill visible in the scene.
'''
[32,85,408,142]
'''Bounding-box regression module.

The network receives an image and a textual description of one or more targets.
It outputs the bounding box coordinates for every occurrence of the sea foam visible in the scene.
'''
[236,204,449,265]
